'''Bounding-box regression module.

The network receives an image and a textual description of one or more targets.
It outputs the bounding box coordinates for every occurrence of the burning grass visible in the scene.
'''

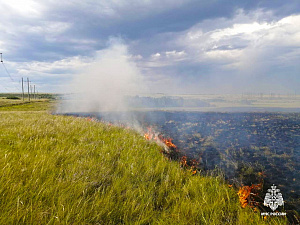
[132,111,299,217]
[143,128,198,175]
[238,183,262,209]
[0,102,286,224]
[0,112,280,224]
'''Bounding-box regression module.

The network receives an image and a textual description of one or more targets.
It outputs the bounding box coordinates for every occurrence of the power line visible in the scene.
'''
[1,62,15,82]
[27,77,30,101]
[0,54,38,95]
[22,77,24,101]
[0,83,11,92]
[0,53,20,92]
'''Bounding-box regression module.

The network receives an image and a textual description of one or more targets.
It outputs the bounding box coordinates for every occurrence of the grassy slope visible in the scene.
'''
[0,101,285,224]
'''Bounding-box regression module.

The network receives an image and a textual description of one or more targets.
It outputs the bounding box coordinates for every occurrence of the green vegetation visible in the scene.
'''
[0,93,60,100]
[0,97,55,111]
[0,100,285,224]
[6,95,20,100]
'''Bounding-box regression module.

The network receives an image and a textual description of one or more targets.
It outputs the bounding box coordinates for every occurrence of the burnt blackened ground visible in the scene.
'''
[68,111,299,213]
[130,112,300,213]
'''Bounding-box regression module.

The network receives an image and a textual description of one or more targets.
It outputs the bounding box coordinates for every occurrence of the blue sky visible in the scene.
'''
[0,0,299,94]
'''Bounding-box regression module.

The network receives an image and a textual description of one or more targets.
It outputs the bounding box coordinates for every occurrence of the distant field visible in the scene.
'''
[0,97,55,111]
[0,98,286,224]
[174,94,300,110]
[0,93,59,100]
[59,94,300,113]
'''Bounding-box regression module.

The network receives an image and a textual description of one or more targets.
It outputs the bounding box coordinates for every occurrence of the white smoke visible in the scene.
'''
[57,39,146,113]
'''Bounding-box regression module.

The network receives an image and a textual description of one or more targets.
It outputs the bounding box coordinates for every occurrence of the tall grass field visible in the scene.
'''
[0,99,285,224]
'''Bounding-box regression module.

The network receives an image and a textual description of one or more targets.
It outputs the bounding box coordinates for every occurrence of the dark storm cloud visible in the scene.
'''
[2,0,299,61]
[0,0,299,93]
[43,0,299,40]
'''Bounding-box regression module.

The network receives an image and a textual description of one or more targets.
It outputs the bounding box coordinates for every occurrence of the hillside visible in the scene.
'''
[0,100,285,224]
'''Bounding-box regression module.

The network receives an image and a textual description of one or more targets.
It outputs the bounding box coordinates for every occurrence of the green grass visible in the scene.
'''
[0,101,285,224]
[0,98,55,111]
[0,93,59,100]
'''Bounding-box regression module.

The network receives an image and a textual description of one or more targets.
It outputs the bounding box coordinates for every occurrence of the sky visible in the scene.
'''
[0,0,299,94]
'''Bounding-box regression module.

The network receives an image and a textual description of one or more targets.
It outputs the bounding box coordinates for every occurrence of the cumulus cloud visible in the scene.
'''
[147,50,187,68]
[0,1,299,93]
[165,50,186,58]
[151,53,161,59]
[0,56,93,93]
[176,11,300,64]
[137,9,300,94]
[0,0,43,17]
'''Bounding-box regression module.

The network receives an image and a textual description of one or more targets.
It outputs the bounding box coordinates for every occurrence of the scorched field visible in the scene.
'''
[91,111,300,218]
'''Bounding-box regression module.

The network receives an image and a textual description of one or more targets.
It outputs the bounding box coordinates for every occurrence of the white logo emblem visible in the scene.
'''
[264,184,284,211]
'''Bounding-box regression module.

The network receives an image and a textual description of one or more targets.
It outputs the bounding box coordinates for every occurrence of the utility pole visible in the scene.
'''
[0,53,2,62]
[30,84,33,98]
[27,77,30,101]
[34,85,36,99]
[21,78,24,101]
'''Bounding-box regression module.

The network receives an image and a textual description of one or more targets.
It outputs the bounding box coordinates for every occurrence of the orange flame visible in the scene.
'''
[144,128,154,140]
[162,138,177,149]
[180,156,187,167]
[143,128,177,149]
[144,128,197,175]
[238,186,252,208]
[238,183,262,208]
[144,133,152,140]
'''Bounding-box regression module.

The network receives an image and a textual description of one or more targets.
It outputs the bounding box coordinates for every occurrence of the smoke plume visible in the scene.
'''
[57,39,145,113]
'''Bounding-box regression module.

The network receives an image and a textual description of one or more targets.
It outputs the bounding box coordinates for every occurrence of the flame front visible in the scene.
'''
[162,138,177,149]
[143,127,177,149]
[238,183,262,208]
[144,127,268,209]
[143,128,197,175]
